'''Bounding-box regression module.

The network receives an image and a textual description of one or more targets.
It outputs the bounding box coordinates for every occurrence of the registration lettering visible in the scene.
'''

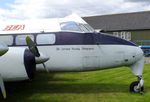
[3,24,25,31]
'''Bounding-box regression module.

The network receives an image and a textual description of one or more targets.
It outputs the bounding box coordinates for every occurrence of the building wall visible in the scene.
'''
[131,30,150,45]
[102,30,150,46]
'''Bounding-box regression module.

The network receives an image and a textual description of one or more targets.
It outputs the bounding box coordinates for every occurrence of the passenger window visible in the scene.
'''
[0,35,13,45]
[16,35,34,45]
[36,34,56,45]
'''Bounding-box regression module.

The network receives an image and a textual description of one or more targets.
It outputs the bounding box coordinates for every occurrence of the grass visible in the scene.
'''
[0,64,150,102]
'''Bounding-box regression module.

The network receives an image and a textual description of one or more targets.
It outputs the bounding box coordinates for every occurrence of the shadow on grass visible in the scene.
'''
[0,72,149,101]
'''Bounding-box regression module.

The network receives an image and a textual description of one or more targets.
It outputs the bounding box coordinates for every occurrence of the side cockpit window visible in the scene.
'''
[84,24,95,32]
[36,34,56,45]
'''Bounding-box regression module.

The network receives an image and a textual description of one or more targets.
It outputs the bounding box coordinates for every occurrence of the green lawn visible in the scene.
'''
[1,64,150,102]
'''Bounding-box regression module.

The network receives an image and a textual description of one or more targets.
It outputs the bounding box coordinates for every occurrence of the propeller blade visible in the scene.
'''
[35,53,49,64]
[26,36,40,57]
[0,75,6,99]
[43,63,49,73]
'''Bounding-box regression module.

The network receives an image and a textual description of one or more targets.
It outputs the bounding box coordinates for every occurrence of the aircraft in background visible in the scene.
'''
[0,14,145,99]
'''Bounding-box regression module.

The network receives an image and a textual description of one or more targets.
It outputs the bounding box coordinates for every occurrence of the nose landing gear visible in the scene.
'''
[130,76,144,94]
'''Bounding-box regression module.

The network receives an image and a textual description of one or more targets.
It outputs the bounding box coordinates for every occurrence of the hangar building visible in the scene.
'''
[83,11,150,46]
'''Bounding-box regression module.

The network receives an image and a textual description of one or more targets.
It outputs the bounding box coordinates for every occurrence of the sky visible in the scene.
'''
[0,0,150,20]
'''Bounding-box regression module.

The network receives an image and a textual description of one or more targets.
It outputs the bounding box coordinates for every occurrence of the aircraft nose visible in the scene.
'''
[135,47,144,61]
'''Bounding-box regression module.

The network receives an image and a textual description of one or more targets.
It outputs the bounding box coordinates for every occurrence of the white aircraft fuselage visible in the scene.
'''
[0,31,144,80]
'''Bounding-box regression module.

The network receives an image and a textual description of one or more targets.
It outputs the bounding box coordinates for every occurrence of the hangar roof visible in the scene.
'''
[83,11,150,31]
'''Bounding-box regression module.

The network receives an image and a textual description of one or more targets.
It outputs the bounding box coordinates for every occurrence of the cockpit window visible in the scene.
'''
[79,24,89,32]
[60,21,81,32]
[60,21,95,33]
[84,24,95,32]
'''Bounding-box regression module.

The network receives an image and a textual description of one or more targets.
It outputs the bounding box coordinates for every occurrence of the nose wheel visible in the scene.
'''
[130,76,144,94]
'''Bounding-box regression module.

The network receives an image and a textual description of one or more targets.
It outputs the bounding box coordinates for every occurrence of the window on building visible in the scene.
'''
[16,35,34,45]
[36,34,56,45]
[113,32,131,41]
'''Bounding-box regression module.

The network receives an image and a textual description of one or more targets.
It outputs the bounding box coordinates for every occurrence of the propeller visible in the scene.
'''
[26,36,49,72]
[26,36,40,57]
[0,74,6,99]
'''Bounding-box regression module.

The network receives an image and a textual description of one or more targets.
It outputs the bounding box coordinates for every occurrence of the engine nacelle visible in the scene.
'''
[0,47,36,81]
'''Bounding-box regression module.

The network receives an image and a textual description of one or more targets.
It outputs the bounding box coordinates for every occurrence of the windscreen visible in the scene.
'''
[60,21,95,33]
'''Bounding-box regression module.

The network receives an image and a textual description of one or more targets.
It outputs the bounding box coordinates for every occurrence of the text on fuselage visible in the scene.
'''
[56,47,94,51]
[3,24,25,31]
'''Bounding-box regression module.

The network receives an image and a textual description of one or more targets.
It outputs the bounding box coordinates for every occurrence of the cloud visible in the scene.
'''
[0,0,150,20]
[113,1,150,14]
[0,8,11,21]
[1,0,124,19]
[124,0,150,3]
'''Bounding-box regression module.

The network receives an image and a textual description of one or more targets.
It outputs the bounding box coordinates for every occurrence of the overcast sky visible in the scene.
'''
[0,0,150,20]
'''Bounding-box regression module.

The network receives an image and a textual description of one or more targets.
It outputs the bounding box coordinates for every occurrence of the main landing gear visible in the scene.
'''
[130,76,144,94]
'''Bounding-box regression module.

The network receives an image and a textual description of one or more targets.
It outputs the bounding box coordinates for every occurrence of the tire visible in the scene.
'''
[130,81,144,93]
